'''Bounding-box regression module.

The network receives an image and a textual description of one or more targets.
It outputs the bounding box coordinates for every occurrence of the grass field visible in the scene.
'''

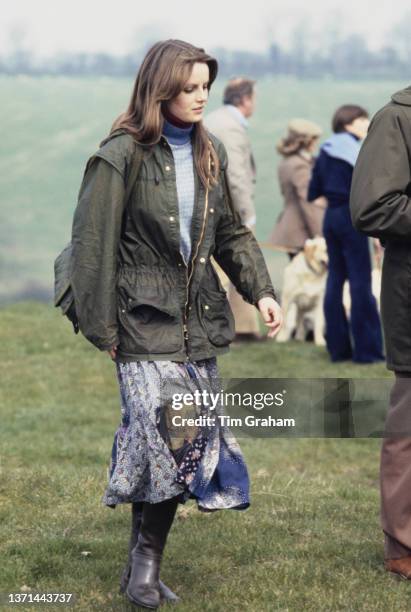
[0,75,406,302]
[4,302,411,612]
[1,74,408,610]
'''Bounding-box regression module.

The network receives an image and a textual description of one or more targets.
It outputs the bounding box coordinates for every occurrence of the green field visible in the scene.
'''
[0,75,406,302]
[1,76,408,611]
[4,303,411,612]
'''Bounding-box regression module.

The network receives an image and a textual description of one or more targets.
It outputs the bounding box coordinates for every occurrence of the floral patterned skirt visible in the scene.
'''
[102,358,250,511]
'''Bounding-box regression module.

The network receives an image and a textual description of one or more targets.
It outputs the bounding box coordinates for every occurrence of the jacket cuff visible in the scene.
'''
[96,338,119,352]
[253,289,278,307]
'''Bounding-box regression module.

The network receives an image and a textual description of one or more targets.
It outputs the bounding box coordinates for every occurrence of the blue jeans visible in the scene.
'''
[323,205,384,363]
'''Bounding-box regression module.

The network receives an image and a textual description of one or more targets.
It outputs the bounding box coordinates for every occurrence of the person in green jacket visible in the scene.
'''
[351,85,411,580]
[70,39,282,609]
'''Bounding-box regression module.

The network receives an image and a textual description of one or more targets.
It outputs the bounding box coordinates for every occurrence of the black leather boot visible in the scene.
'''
[125,497,179,609]
[120,502,180,603]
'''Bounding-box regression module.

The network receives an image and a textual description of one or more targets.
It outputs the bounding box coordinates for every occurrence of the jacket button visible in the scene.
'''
[121,309,126,313]
[209,208,214,213]
[165,165,171,171]
[169,216,175,221]
[204,304,210,310]
[199,257,206,263]
[178,262,182,267]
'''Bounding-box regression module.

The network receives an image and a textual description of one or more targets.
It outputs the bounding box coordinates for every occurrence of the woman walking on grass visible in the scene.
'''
[69,39,282,609]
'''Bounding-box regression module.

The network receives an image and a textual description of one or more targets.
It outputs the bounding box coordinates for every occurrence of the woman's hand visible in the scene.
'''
[107,346,118,359]
[257,297,283,338]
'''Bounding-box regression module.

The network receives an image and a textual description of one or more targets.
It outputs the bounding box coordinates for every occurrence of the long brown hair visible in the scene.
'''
[112,39,219,188]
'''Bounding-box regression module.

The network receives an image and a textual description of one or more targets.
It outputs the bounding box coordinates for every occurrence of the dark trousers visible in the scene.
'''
[323,206,384,363]
[381,373,411,559]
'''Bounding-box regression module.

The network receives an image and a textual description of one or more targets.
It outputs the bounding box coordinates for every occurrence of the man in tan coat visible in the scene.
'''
[205,78,261,340]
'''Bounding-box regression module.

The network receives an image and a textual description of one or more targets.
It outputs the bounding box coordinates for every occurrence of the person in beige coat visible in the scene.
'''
[270,119,326,258]
[205,78,261,340]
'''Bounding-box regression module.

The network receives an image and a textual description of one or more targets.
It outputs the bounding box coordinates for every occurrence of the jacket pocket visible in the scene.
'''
[199,286,235,347]
[118,283,182,354]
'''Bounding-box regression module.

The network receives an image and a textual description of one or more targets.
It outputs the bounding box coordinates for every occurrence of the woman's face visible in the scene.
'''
[306,136,319,153]
[167,62,210,124]
[345,116,370,140]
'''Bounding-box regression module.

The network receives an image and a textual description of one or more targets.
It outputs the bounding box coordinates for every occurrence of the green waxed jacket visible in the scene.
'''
[350,86,411,371]
[70,130,276,363]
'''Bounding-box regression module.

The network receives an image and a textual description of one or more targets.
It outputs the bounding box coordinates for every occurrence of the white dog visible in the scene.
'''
[276,237,328,346]
[276,237,382,346]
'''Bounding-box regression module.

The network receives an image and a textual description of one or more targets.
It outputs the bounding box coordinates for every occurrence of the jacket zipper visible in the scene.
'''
[182,150,211,361]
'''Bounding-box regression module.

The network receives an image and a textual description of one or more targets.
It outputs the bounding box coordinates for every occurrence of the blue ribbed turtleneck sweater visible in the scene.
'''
[162,118,193,145]
[162,119,195,264]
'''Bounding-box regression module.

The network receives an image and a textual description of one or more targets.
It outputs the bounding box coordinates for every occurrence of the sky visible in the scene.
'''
[1,0,410,57]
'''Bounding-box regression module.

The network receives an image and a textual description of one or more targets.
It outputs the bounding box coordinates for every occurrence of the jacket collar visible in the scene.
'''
[391,86,411,106]
[298,150,313,163]
[321,132,361,167]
